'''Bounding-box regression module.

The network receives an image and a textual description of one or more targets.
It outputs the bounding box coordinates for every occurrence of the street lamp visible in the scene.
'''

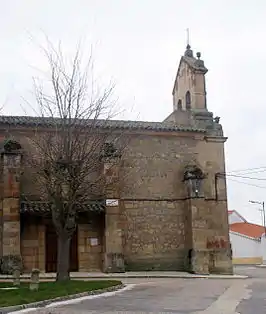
[249,200,266,265]
[249,200,266,235]
[183,165,205,198]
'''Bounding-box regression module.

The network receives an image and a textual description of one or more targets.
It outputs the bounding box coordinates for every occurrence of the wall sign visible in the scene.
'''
[90,238,98,246]
[106,199,118,206]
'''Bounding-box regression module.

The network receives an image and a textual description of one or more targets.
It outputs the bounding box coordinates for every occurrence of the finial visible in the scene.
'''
[186,28,190,47]
[214,116,220,123]
[184,29,193,58]
[184,28,193,57]
[196,52,201,59]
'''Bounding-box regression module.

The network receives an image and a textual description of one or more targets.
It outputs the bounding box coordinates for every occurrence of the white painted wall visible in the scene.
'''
[261,235,266,262]
[229,232,261,258]
[228,212,245,224]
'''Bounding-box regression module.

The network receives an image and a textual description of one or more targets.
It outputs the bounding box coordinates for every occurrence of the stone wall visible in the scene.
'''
[104,202,124,272]
[0,200,2,258]
[21,221,45,272]
[120,133,198,199]
[21,223,39,271]
[0,124,232,274]
[123,200,186,271]
[184,197,232,274]
[21,220,104,273]
[78,223,104,272]
[119,132,232,273]
[2,153,21,257]
[172,61,206,111]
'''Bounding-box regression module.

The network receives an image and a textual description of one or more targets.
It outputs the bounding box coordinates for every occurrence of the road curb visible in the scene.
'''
[255,265,266,268]
[96,275,248,279]
[0,283,124,314]
[0,274,248,281]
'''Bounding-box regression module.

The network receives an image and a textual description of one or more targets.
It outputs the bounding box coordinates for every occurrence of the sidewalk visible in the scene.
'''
[255,264,266,268]
[0,271,248,280]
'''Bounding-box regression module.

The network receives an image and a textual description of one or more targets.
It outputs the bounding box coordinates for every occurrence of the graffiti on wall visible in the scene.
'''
[207,237,228,249]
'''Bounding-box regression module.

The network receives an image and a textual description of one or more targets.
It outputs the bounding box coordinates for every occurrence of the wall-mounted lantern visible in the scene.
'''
[183,165,205,198]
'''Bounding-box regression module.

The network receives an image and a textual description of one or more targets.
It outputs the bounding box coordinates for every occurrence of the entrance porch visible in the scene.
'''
[20,207,105,273]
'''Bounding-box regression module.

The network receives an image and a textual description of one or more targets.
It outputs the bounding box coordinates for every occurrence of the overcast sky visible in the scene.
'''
[1,0,266,224]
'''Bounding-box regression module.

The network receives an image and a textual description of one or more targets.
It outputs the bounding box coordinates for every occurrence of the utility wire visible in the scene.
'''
[227,178,266,189]
[230,169,266,175]
[227,166,266,174]
[224,174,266,181]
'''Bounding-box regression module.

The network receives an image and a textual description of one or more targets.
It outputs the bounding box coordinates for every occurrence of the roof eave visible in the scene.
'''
[230,230,261,241]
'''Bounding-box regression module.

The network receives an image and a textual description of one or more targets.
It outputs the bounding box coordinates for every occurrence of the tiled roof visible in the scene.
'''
[20,201,105,214]
[0,115,205,133]
[230,222,265,239]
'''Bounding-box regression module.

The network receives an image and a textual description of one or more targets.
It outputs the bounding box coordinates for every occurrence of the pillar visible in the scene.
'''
[104,200,124,272]
[183,164,233,275]
[185,198,211,274]
[0,140,23,273]
[2,149,22,257]
[103,154,124,273]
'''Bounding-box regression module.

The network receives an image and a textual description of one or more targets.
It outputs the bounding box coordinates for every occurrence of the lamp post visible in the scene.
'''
[249,200,266,235]
[249,200,266,264]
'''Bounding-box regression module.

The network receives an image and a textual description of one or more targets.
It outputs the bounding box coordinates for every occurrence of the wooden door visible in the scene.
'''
[45,225,78,273]
[70,231,78,271]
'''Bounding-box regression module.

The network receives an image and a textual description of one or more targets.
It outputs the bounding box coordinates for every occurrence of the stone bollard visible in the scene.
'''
[30,268,40,291]
[13,267,21,286]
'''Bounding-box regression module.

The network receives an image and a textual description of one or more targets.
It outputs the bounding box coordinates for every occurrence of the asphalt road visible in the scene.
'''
[26,266,266,314]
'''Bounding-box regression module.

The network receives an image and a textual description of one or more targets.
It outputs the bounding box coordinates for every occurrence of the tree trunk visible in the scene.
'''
[56,232,71,282]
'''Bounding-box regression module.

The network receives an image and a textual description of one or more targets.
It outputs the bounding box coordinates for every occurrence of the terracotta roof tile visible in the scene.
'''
[230,222,265,238]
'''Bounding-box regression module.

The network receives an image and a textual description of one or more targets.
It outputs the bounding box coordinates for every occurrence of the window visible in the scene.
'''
[185,91,191,110]
[177,99,182,110]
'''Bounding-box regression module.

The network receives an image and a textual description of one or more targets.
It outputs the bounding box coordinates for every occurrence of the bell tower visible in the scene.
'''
[172,43,208,112]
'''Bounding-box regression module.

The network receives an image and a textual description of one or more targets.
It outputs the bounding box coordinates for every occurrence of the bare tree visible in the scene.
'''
[25,42,127,281]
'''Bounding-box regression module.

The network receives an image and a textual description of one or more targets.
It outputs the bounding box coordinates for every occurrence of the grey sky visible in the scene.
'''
[1,0,266,224]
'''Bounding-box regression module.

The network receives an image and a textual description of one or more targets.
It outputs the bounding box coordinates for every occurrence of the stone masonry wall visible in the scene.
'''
[0,126,232,274]
[0,200,2,258]
[185,138,233,274]
[120,134,198,199]
[120,132,231,273]
[21,223,39,271]
[78,223,104,272]
[123,200,186,270]
[21,222,45,272]
[2,154,21,257]
[172,61,206,111]
[0,156,3,258]
[196,139,231,251]
[120,134,198,270]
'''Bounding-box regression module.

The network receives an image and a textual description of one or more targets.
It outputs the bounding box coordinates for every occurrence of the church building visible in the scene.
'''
[0,44,233,275]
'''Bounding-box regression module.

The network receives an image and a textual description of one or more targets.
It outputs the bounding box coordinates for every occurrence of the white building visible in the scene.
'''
[229,210,266,265]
